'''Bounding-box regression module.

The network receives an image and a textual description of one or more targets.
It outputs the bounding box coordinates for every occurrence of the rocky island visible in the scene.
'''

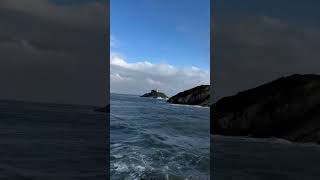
[168,85,210,106]
[141,89,168,99]
[212,74,320,144]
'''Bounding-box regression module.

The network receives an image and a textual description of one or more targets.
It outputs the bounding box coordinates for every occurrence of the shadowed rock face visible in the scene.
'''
[211,74,320,144]
[168,85,210,106]
[95,105,110,113]
[141,90,168,99]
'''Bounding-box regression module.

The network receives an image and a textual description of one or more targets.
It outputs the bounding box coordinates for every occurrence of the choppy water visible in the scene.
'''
[212,135,320,180]
[110,93,210,179]
[0,100,107,180]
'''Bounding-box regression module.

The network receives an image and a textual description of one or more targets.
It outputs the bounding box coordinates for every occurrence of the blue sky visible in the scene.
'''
[111,0,210,70]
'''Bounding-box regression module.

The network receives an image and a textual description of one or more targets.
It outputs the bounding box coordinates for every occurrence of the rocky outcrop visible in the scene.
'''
[95,104,110,113]
[141,90,168,99]
[168,85,210,106]
[211,74,320,144]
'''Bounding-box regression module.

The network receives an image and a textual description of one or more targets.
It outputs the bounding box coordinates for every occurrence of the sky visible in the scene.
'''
[212,0,320,102]
[110,0,210,96]
[0,0,108,106]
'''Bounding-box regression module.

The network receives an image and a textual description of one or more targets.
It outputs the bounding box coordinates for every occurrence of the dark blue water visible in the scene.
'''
[110,93,210,179]
[212,135,320,180]
[0,100,107,180]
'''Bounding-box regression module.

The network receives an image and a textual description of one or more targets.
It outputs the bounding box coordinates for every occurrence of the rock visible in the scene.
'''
[211,74,320,144]
[168,85,210,106]
[141,90,168,99]
[95,104,110,113]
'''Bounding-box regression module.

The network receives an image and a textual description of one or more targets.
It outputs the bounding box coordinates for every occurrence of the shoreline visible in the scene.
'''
[169,103,210,108]
[211,134,320,147]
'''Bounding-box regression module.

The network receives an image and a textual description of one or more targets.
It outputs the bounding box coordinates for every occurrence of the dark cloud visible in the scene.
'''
[212,14,320,102]
[0,0,109,106]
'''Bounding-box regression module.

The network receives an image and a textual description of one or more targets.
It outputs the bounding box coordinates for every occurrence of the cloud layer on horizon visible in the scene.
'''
[110,53,209,96]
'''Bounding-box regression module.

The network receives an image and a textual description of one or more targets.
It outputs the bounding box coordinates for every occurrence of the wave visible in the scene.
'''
[156,97,169,100]
[111,131,209,179]
[111,153,208,180]
[111,93,210,179]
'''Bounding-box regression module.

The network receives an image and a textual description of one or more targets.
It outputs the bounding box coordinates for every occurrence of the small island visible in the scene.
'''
[212,74,320,144]
[141,89,168,99]
[168,85,210,106]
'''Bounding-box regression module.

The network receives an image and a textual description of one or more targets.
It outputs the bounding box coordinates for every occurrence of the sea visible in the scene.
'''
[211,135,320,180]
[0,99,108,180]
[110,93,210,180]
[3,96,317,180]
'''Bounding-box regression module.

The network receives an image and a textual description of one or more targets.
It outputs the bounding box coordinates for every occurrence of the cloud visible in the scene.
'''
[213,15,320,102]
[146,78,163,86]
[110,53,209,96]
[0,0,105,28]
[111,73,132,82]
[0,0,108,106]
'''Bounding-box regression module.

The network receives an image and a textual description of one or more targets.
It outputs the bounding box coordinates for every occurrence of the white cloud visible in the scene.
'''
[111,73,131,81]
[146,78,163,86]
[110,53,209,96]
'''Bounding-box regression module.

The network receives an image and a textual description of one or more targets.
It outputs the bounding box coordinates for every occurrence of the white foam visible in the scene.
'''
[169,103,209,108]
[113,154,123,159]
[111,143,122,148]
[267,137,292,144]
[133,165,145,172]
[113,162,129,173]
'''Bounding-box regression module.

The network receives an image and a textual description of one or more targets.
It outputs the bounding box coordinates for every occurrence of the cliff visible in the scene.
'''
[211,74,320,144]
[168,85,210,106]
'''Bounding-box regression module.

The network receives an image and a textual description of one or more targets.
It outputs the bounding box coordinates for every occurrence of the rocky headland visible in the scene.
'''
[211,74,320,144]
[168,85,210,106]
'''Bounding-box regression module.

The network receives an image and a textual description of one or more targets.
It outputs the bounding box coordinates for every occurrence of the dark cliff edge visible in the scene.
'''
[168,85,210,106]
[141,90,168,99]
[211,74,320,144]
[95,104,110,113]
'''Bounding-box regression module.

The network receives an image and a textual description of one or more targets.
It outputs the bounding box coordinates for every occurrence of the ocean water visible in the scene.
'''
[110,93,210,179]
[212,135,320,180]
[0,100,108,180]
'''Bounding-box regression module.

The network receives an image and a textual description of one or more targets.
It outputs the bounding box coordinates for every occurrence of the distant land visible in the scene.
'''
[212,74,320,144]
[139,85,210,107]
[103,85,211,113]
